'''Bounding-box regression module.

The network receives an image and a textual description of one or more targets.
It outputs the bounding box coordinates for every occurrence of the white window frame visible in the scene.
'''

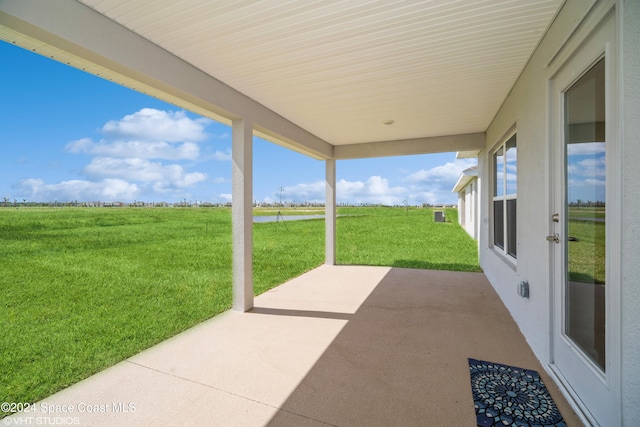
[491,131,517,260]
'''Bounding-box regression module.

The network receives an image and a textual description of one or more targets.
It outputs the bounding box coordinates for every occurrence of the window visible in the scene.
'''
[493,133,517,258]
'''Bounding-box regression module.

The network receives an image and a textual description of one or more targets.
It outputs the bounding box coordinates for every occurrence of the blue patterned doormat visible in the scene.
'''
[468,358,567,427]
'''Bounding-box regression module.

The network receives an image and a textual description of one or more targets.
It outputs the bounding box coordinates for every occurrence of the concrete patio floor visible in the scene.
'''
[8,265,582,426]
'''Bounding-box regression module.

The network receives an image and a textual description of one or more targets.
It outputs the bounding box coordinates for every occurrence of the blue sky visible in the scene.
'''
[1,41,476,206]
[567,142,606,204]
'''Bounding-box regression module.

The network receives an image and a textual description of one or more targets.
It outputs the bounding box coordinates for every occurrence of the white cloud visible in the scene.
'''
[405,159,476,184]
[65,138,94,154]
[567,147,606,203]
[269,176,408,205]
[567,142,606,156]
[64,108,210,161]
[403,159,477,205]
[84,157,206,189]
[584,178,606,186]
[281,181,326,202]
[276,162,475,206]
[567,143,606,182]
[20,108,220,202]
[18,178,139,202]
[577,157,606,177]
[338,176,407,205]
[102,108,210,142]
[66,139,200,160]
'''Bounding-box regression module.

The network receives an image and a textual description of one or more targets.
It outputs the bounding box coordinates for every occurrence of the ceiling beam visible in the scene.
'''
[0,0,333,159]
[333,133,485,160]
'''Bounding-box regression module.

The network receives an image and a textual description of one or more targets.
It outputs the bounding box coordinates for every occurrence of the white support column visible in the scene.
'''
[325,159,336,265]
[232,119,253,311]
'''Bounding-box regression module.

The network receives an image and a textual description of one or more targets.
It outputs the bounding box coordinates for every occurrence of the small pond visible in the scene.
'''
[253,214,326,223]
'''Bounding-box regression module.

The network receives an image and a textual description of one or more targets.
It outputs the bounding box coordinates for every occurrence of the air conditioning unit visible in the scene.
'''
[434,211,445,222]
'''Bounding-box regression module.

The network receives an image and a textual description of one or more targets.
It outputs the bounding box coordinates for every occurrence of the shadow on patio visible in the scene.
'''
[265,267,581,426]
[6,265,581,426]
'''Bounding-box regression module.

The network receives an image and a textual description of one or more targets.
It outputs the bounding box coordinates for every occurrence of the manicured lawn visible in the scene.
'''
[0,206,478,411]
[337,207,480,271]
[1,208,235,407]
[567,218,606,284]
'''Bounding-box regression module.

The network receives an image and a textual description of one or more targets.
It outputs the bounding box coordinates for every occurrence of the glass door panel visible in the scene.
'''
[564,58,606,371]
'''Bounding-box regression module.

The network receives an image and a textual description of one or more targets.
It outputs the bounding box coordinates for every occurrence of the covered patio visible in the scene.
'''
[8,266,581,426]
[3,1,639,425]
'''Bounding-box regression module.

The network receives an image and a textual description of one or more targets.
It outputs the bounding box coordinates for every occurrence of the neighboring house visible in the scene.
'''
[1,1,637,425]
[452,164,478,240]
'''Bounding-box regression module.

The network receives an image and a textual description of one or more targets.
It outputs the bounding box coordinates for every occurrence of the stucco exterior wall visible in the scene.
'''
[620,1,640,424]
[480,0,638,424]
[480,0,587,360]
[457,179,478,240]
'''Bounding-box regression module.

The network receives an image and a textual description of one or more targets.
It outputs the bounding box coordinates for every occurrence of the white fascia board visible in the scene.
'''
[462,165,479,175]
[452,174,476,193]
[452,165,478,193]
[456,150,481,159]
[0,0,333,160]
[333,132,485,160]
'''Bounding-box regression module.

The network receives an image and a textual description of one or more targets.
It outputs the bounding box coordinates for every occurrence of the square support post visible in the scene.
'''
[325,159,336,265]
[232,119,253,311]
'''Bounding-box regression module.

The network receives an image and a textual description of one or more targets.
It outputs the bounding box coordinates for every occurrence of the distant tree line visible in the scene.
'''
[569,200,605,207]
[2,197,456,209]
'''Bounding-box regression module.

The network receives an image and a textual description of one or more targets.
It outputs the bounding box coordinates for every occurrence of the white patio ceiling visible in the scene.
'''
[1,0,564,158]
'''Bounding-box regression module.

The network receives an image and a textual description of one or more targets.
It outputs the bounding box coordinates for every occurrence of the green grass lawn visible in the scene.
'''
[1,206,478,411]
[1,208,235,407]
[337,207,480,271]
[568,218,606,284]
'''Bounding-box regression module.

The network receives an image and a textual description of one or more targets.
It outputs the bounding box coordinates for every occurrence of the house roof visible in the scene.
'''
[0,0,563,159]
[452,165,479,193]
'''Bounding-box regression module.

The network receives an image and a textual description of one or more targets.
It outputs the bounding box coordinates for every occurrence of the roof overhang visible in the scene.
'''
[0,0,564,160]
[456,150,482,159]
[452,166,479,193]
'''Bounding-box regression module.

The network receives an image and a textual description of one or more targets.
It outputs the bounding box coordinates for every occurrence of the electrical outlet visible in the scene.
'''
[518,281,529,298]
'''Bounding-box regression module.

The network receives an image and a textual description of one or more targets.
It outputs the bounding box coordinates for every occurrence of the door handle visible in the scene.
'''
[546,234,560,243]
